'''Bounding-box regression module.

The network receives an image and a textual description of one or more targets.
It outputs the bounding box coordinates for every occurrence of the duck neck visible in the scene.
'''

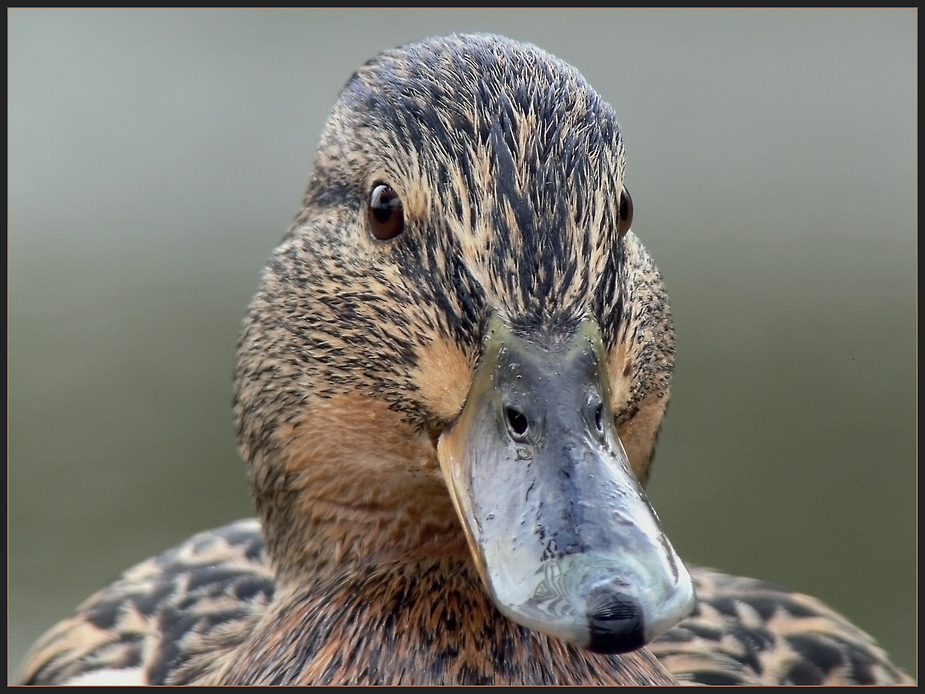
[208,557,676,685]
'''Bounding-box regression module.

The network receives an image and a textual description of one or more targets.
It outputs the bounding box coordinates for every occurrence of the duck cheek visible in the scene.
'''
[436,314,695,654]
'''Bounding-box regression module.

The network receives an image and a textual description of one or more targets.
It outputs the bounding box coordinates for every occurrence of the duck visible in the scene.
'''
[17,33,913,686]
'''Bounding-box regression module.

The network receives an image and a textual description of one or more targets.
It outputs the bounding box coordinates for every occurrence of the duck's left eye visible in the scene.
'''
[616,186,633,238]
[368,183,405,240]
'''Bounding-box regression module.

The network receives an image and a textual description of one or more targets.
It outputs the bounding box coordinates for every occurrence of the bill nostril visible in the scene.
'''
[583,392,606,441]
[505,406,529,441]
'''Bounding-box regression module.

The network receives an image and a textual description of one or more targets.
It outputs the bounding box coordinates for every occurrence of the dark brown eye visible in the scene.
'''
[616,186,633,238]
[368,183,404,240]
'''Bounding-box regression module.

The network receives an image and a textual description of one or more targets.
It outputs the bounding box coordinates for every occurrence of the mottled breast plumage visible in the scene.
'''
[19,521,913,685]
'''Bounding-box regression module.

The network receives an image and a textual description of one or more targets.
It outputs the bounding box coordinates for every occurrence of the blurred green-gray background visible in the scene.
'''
[9,9,916,680]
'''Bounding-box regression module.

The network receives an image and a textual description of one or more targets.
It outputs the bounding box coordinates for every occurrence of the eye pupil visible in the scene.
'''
[617,186,633,237]
[368,183,405,240]
[373,203,392,224]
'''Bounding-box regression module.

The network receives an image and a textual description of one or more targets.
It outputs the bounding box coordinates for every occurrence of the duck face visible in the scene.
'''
[234,35,694,654]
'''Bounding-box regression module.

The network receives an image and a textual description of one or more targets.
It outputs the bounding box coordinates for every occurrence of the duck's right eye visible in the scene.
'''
[616,186,633,238]
[368,183,405,240]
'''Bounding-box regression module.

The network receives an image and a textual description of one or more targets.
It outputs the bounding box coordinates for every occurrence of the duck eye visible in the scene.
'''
[367,183,405,240]
[616,186,633,238]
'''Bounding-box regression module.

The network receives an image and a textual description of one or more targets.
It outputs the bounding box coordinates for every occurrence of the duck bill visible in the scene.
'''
[437,314,694,654]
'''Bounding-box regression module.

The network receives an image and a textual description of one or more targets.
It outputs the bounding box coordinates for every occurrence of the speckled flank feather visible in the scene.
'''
[18,521,273,685]
[650,569,914,685]
[17,34,914,685]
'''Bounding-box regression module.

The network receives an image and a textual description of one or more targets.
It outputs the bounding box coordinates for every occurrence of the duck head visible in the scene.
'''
[234,33,694,655]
